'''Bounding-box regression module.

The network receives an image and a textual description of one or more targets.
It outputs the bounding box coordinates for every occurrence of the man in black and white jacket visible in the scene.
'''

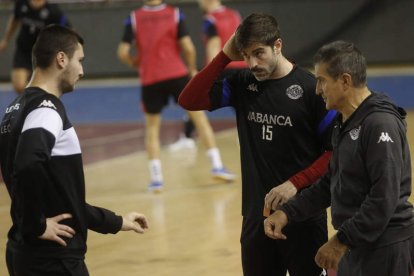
[0,25,149,275]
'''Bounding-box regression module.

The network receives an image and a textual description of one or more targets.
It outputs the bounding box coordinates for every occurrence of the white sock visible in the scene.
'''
[149,159,163,182]
[206,147,223,169]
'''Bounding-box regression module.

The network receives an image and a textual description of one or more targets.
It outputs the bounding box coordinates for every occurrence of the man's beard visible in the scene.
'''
[59,71,75,94]
[60,80,74,94]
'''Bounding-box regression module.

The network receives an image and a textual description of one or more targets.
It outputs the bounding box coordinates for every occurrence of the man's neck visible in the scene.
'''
[270,55,293,79]
[27,69,62,98]
[144,0,163,6]
[206,2,222,13]
[341,86,371,122]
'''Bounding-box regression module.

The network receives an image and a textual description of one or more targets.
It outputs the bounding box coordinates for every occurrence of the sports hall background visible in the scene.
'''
[0,0,414,80]
[0,0,413,275]
[1,0,414,118]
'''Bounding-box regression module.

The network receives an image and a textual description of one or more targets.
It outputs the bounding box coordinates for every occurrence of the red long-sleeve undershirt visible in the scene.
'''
[289,151,332,190]
[179,51,232,111]
[178,51,332,190]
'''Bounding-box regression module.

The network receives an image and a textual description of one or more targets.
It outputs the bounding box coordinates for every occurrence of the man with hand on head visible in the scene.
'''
[179,12,335,276]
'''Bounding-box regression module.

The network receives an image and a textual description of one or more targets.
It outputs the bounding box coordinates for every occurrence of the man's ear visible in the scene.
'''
[341,73,353,90]
[56,51,67,69]
[273,38,282,53]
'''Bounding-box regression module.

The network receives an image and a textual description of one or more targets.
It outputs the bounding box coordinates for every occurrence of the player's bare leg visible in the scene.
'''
[144,113,163,192]
[187,110,236,182]
[11,68,30,94]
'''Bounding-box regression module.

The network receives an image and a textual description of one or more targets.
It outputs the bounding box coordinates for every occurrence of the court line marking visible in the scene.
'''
[84,127,237,168]
[81,129,145,147]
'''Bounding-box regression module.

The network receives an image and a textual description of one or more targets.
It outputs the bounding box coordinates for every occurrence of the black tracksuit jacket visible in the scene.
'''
[0,88,122,258]
[282,92,414,249]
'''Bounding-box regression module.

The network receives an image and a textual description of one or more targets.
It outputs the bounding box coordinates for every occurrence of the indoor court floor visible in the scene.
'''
[0,70,413,275]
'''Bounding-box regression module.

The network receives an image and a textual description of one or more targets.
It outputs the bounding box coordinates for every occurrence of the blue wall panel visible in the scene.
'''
[0,75,413,124]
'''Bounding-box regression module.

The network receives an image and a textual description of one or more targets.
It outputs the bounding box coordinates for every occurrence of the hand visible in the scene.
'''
[315,235,348,270]
[39,213,75,246]
[222,34,243,61]
[0,39,8,54]
[265,180,297,210]
[263,210,288,240]
[121,212,149,234]
[131,55,140,67]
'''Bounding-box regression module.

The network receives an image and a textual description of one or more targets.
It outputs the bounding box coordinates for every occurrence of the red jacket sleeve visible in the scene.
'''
[179,51,231,111]
[289,151,332,190]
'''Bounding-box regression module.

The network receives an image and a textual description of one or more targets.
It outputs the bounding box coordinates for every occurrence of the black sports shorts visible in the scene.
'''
[141,75,189,114]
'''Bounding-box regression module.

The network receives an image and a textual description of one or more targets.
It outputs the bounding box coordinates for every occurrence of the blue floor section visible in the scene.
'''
[0,84,235,124]
[0,75,413,124]
[61,85,235,123]
[368,75,414,109]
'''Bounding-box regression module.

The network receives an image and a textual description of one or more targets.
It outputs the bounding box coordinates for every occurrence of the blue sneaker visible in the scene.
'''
[147,181,163,193]
[211,167,236,182]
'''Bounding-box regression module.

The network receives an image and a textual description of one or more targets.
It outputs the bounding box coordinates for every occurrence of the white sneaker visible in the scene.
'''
[169,135,196,151]
[211,167,236,182]
[147,181,163,193]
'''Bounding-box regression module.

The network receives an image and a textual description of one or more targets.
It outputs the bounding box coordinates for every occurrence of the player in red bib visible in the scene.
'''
[117,0,236,192]
[170,0,248,151]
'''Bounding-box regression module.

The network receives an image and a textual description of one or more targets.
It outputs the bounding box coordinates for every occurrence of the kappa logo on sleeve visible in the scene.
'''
[377,132,394,143]
[38,100,57,110]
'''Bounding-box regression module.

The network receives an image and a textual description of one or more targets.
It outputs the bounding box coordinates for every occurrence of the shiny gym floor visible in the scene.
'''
[0,70,413,275]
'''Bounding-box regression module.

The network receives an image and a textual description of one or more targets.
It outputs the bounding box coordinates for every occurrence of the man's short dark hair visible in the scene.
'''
[32,24,84,69]
[235,12,281,51]
[313,40,367,87]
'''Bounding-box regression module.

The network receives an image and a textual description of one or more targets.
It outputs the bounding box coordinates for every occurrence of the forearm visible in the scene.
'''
[117,42,135,68]
[179,36,197,75]
[289,151,332,190]
[178,51,231,110]
[183,45,197,75]
[281,173,331,223]
[1,16,19,42]
[86,203,123,234]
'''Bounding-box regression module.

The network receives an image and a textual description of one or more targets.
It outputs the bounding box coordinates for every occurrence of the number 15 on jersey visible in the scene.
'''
[262,125,273,141]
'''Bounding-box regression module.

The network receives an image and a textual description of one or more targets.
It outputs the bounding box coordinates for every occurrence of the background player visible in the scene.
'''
[169,0,247,151]
[117,0,235,192]
[0,0,71,94]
